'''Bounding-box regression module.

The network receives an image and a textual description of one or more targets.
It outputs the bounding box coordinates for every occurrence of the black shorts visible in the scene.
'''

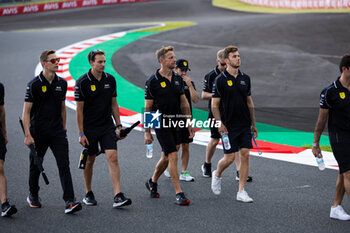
[210,126,221,139]
[0,131,6,161]
[177,129,193,144]
[223,127,253,154]
[155,129,180,156]
[331,143,350,174]
[207,117,221,139]
[85,127,117,156]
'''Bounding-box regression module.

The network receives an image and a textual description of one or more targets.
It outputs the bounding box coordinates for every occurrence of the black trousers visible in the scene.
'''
[29,129,75,202]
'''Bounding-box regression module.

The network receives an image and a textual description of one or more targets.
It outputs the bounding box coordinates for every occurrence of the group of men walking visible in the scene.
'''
[0,46,349,221]
[144,45,257,205]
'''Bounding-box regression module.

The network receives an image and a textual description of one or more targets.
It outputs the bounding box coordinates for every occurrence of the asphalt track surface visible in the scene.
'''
[0,0,349,232]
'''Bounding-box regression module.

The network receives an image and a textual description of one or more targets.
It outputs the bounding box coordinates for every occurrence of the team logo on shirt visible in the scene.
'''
[42,86,47,93]
[104,84,110,89]
[56,86,62,91]
[91,85,96,91]
[339,92,346,99]
[240,81,246,85]
[227,80,233,86]
[160,82,166,88]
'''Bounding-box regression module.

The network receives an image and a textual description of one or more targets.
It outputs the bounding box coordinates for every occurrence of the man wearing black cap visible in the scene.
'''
[163,59,199,182]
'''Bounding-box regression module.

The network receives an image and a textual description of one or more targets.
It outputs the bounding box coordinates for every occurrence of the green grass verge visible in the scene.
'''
[68,21,330,148]
[302,144,333,152]
[213,0,350,14]
[137,22,196,32]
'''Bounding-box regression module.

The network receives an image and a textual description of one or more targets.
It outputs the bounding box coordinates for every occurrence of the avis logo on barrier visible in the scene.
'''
[23,5,39,13]
[44,3,59,10]
[144,110,161,129]
[1,8,18,15]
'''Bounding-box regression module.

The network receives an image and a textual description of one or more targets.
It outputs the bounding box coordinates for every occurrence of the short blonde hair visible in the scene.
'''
[156,46,174,63]
[217,49,224,60]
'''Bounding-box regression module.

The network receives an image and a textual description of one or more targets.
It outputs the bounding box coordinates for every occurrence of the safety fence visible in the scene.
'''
[0,0,156,16]
[238,0,350,9]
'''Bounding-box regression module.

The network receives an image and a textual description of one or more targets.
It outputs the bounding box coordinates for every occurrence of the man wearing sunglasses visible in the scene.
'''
[201,49,253,183]
[75,49,132,208]
[22,50,82,214]
[0,82,17,217]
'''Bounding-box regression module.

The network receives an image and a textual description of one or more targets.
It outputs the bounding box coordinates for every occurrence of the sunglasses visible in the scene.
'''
[47,58,60,64]
[220,62,226,66]
[89,49,103,60]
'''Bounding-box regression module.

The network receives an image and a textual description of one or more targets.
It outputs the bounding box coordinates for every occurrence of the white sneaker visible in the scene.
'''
[330,205,350,220]
[179,172,195,182]
[211,170,222,195]
[236,190,253,203]
[164,169,170,178]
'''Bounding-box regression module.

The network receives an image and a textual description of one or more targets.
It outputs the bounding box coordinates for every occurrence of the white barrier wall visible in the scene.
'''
[239,0,350,9]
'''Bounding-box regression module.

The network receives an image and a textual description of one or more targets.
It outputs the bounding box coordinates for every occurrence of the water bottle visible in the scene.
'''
[146,143,153,158]
[222,133,231,150]
[316,155,325,171]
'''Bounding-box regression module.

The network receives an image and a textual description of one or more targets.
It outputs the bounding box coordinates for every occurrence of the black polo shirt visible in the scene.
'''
[203,66,221,118]
[0,82,4,131]
[320,77,350,143]
[145,69,185,123]
[25,72,67,133]
[184,81,196,113]
[212,69,251,130]
[75,70,117,133]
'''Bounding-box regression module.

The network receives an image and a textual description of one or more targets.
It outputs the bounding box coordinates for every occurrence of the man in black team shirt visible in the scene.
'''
[313,54,350,221]
[144,46,195,205]
[163,59,199,182]
[75,49,131,208]
[201,49,253,183]
[0,82,17,217]
[211,46,257,203]
[22,50,81,214]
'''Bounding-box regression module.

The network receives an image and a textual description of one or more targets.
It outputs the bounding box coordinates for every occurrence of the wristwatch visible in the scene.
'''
[116,124,123,128]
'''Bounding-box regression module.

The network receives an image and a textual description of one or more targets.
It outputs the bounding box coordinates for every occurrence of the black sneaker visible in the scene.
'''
[201,162,212,177]
[175,192,190,206]
[27,193,41,208]
[83,191,97,206]
[235,171,253,182]
[145,178,159,198]
[65,200,82,214]
[1,201,17,217]
[113,192,132,208]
